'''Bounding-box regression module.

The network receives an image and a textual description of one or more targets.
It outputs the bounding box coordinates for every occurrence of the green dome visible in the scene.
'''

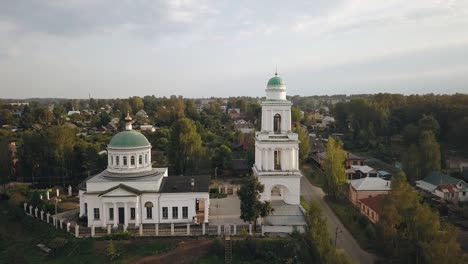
[108,130,151,148]
[267,76,285,86]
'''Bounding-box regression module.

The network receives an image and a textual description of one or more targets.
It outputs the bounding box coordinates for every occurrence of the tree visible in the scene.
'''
[212,144,232,171]
[129,96,144,113]
[402,144,421,181]
[419,130,441,177]
[378,171,468,263]
[323,137,347,200]
[291,106,302,124]
[169,118,203,175]
[294,124,310,162]
[418,114,440,137]
[0,109,13,126]
[237,176,273,230]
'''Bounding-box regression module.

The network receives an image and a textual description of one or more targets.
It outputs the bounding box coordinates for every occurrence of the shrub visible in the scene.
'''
[49,237,68,251]
[104,231,134,240]
[209,188,219,194]
[106,240,120,262]
[209,193,227,199]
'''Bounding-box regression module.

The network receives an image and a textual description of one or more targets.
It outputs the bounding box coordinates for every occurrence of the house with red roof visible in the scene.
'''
[359,195,384,224]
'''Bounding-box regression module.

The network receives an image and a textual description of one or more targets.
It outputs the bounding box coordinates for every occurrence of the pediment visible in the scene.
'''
[99,184,141,197]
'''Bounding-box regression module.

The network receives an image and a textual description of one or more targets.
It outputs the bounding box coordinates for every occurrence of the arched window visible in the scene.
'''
[145,201,153,219]
[116,156,120,165]
[131,156,135,165]
[123,156,127,166]
[139,155,142,165]
[274,114,281,133]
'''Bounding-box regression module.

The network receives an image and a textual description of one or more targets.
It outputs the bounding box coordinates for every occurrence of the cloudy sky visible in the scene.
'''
[1,0,468,99]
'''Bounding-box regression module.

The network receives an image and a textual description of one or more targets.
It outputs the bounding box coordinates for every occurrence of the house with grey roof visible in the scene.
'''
[349,177,391,206]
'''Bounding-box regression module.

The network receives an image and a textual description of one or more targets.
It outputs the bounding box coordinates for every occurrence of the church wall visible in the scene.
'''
[258,175,301,205]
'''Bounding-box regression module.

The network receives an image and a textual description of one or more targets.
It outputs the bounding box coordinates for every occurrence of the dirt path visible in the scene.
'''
[132,239,214,264]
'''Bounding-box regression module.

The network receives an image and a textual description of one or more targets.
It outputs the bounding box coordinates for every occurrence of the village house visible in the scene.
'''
[227,108,241,119]
[349,177,391,206]
[359,195,384,224]
[135,110,149,118]
[415,172,468,202]
[346,165,378,180]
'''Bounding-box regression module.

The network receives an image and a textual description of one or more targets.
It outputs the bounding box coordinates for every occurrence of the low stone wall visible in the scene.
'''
[23,202,303,238]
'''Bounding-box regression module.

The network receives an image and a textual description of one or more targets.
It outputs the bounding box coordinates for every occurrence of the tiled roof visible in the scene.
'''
[359,195,384,215]
[437,184,458,193]
[350,177,391,191]
[422,172,462,186]
[160,175,209,193]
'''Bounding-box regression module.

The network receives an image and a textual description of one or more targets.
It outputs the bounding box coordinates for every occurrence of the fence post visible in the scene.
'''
[34,207,38,218]
[171,223,174,236]
[261,225,265,236]
[46,213,50,223]
[75,225,79,238]
[107,225,111,235]
[202,223,206,235]
[139,225,143,236]
[91,225,95,237]
[187,223,190,235]
[155,224,159,236]
[67,222,71,232]
[24,203,27,212]
[40,210,44,221]
[29,205,33,215]
[60,219,64,229]
[249,224,252,235]
[217,224,221,236]
[234,224,237,236]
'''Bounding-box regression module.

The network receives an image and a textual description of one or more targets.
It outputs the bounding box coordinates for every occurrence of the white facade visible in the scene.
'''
[253,74,302,205]
[79,115,209,227]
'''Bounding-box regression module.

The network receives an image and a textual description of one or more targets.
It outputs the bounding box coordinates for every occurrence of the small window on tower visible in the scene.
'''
[116,156,120,165]
[139,155,142,164]
[131,156,135,165]
[123,156,127,166]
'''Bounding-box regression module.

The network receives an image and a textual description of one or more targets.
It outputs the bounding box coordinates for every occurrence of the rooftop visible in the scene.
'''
[350,177,391,191]
[359,195,385,215]
[108,130,151,149]
[422,171,463,186]
[160,175,210,193]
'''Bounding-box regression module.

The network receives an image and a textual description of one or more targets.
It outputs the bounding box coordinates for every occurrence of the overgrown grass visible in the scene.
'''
[0,201,176,264]
[325,198,376,252]
[301,163,325,188]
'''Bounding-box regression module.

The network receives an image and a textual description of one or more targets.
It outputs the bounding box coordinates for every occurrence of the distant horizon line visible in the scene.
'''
[1,92,467,101]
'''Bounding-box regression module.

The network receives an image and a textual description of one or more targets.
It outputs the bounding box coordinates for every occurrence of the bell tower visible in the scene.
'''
[253,73,301,205]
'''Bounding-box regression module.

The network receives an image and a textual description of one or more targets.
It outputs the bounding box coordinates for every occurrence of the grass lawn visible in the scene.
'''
[301,162,325,188]
[325,198,377,252]
[0,201,176,264]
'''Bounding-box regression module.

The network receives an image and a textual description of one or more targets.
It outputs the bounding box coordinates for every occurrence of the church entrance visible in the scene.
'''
[118,207,125,224]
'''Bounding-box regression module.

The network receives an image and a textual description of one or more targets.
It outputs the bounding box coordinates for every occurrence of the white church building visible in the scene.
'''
[253,73,302,205]
[79,114,209,228]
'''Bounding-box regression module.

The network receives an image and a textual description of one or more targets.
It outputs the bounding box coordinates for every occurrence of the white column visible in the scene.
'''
[296,148,299,169]
[124,202,129,227]
[289,148,294,170]
[113,202,117,227]
[127,155,130,168]
[102,203,107,227]
[261,148,265,170]
[204,198,209,223]
[135,197,140,227]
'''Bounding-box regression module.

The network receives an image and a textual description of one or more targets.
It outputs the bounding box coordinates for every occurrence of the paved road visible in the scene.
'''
[300,176,376,264]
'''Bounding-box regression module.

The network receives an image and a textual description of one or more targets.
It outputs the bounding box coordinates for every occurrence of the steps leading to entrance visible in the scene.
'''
[225,235,232,264]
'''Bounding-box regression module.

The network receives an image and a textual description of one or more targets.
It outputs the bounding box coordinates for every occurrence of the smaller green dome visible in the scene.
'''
[108,130,151,148]
[267,76,285,86]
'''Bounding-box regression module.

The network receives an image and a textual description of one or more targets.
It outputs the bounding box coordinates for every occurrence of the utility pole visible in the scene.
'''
[335,226,342,247]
